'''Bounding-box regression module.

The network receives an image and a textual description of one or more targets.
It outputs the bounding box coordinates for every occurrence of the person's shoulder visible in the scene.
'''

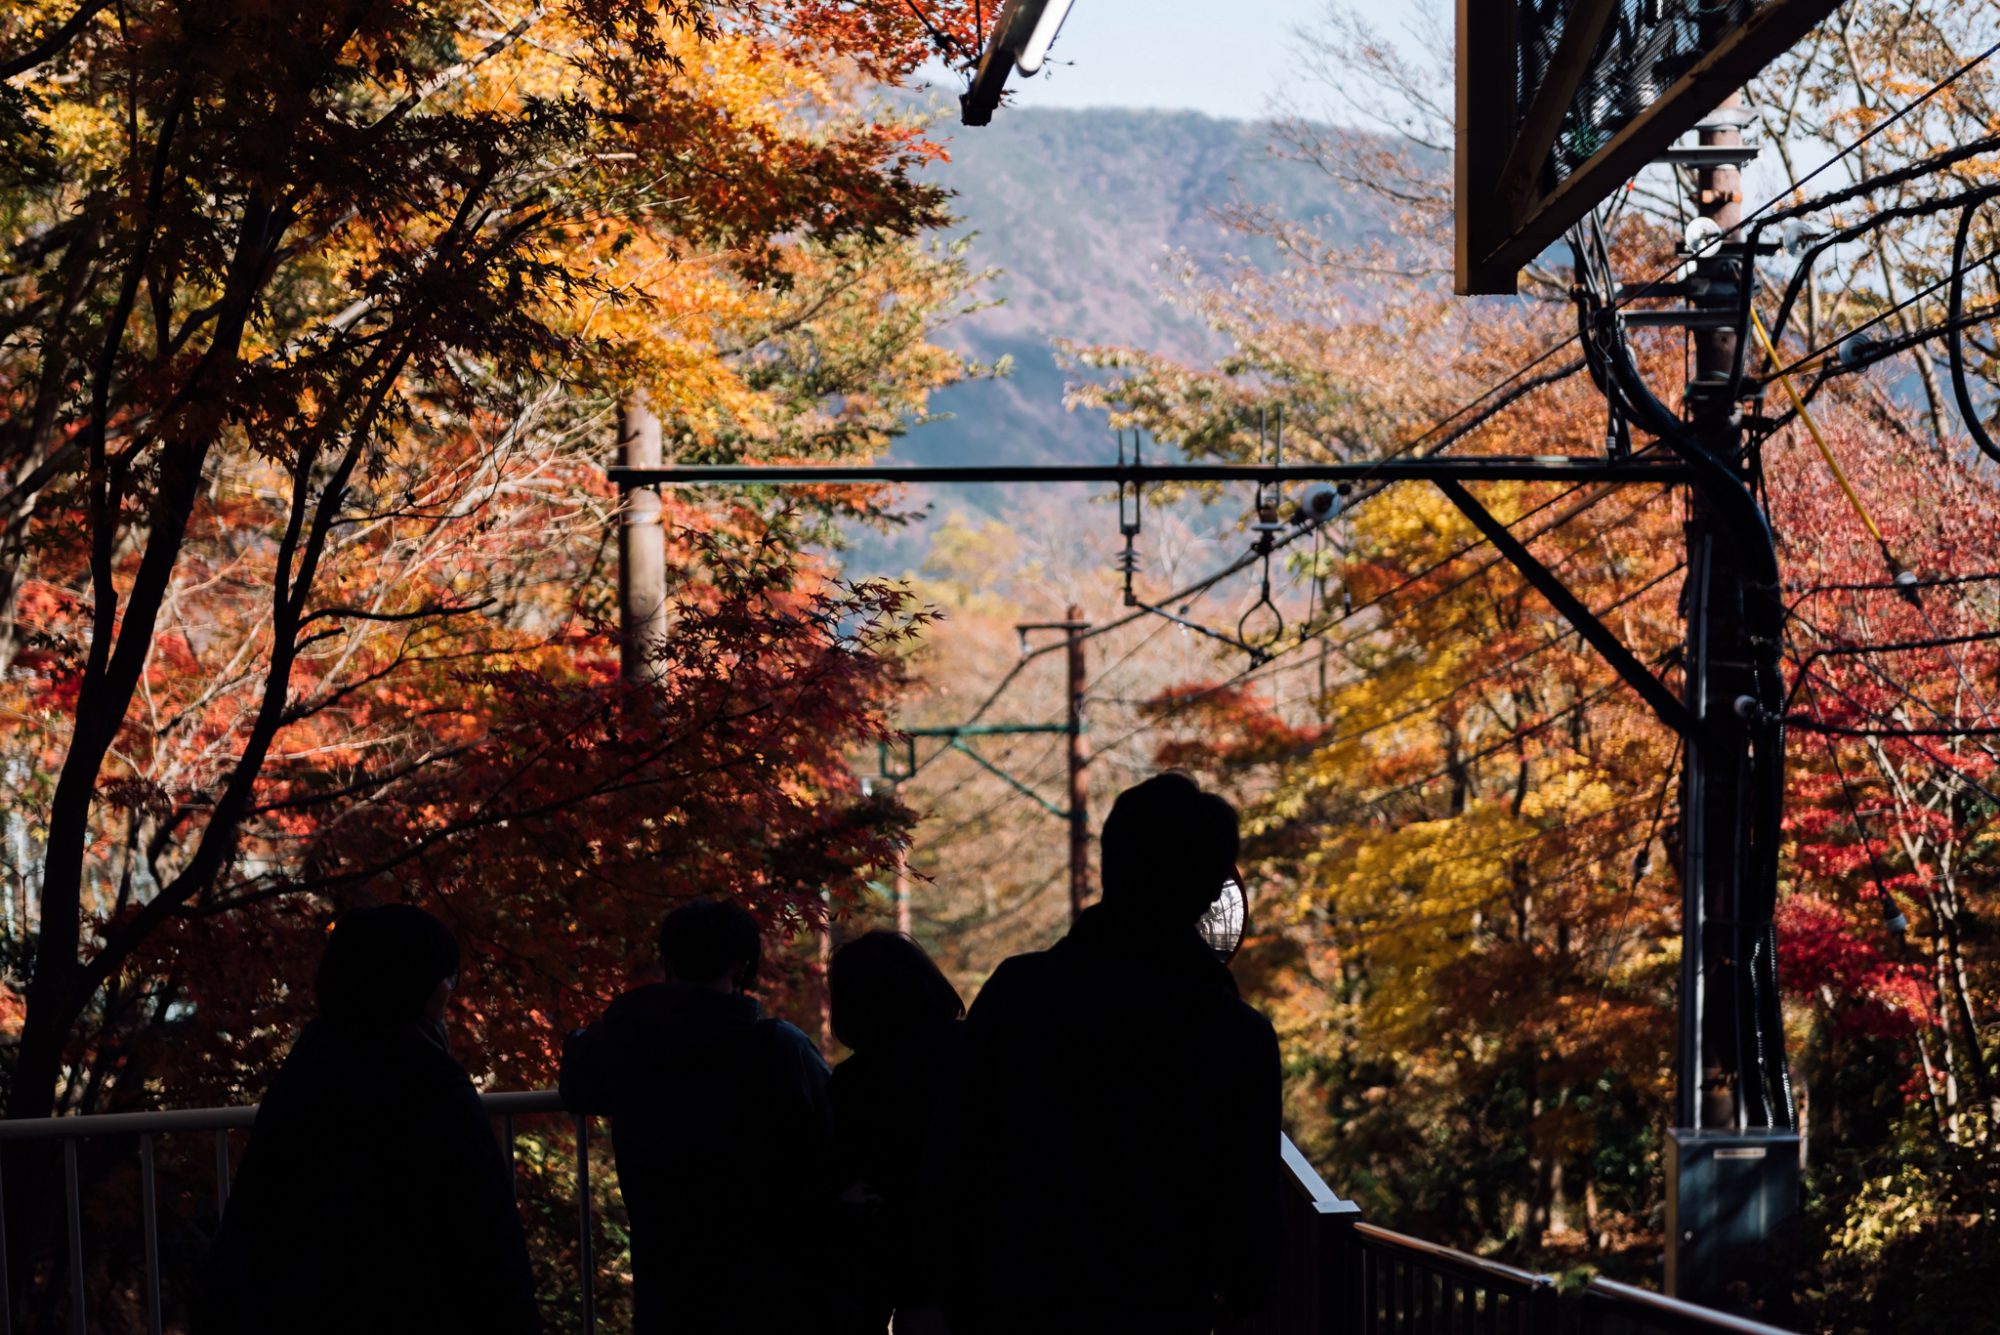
[757,1017,831,1071]
[1201,992,1280,1066]
[963,950,1065,1034]
[977,949,1056,997]
[601,982,671,1020]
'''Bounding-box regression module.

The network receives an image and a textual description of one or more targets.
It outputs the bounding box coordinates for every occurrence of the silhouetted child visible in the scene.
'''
[941,773,1281,1335]
[199,903,539,1335]
[828,931,966,1334]
[560,899,835,1334]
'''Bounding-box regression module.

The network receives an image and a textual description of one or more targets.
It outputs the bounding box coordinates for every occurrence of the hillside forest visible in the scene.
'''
[0,1,1998,1332]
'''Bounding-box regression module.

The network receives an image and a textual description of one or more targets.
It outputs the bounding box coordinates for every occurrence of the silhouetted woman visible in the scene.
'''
[199,904,540,1335]
[829,931,966,1335]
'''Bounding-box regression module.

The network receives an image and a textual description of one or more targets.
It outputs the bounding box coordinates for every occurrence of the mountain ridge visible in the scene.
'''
[848,103,1387,570]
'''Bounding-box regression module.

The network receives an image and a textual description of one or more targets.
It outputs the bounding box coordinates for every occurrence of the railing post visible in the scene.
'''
[0,1145,11,1335]
[140,1133,163,1335]
[1530,1281,1557,1335]
[575,1114,595,1335]
[63,1139,84,1335]
[502,1114,516,1202]
[212,1128,232,1213]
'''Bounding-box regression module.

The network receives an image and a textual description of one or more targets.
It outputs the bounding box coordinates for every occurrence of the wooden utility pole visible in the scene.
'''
[894,857,911,936]
[1065,604,1090,921]
[618,393,667,683]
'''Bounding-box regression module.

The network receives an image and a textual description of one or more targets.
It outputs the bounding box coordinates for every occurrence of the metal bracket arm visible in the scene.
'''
[946,737,1073,821]
[1435,478,1694,736]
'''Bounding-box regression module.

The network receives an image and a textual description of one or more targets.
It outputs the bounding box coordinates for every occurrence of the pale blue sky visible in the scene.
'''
[929,0,1435,122]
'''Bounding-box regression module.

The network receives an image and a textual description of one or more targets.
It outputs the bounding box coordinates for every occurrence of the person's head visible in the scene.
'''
[1098,772,1240,926]
[658,899,762,992]
[316,903,461,1027]
[829,931,964,1053]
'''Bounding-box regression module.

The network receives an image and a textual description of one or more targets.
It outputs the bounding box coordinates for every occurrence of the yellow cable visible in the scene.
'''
[1750,307,1888,546]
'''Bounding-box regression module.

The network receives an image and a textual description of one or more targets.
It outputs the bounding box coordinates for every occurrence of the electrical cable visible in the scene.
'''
[900,348,1604,769]
[1787,716,2000,739]
[1780,643,2000,803]
[1611,41,2000,321]
[1789,569,2000,600]
[1293,560,1685,758]
[901,0,972,65]
[1757,236,2000,391]
[1321,668,1656,823]
[1093,475,1666,743]
[1947,197,2000,464]
[1806,709,1912,937]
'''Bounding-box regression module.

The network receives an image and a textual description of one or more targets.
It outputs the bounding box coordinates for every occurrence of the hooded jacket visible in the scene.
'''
[198,1019,539,1335]
[942,903,1282,1335]
[560,983,835,1334]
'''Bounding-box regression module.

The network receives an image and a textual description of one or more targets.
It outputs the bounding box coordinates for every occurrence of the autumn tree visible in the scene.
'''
[0,0,996,1314]
[1048,1,2000,1300]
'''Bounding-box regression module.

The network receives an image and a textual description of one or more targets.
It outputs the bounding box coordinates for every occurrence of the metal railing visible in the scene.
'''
[0,1090,593,1335]
[0,1096,1801,1335]
[1350,1222,1559,1333]
[1262,1141,1799,1335]
[1577,1278,1799,1335]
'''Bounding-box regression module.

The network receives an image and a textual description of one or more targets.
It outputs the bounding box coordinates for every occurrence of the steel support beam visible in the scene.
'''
[1457,0,1843,293]
[608,458,1692,488]
[1492,0,1621,227]
[1435,478,1693,736]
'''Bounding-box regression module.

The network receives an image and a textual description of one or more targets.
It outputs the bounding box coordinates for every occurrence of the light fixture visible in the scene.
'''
[962,0,1080,125]
[1013,0,1075,75]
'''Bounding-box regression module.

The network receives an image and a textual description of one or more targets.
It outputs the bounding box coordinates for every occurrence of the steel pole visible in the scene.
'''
[1066,606,1089,921]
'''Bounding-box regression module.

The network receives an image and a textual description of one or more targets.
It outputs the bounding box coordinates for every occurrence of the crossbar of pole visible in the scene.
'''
[948,738,1072,821]
[904,724,1073,737]
[607,459,1692,487]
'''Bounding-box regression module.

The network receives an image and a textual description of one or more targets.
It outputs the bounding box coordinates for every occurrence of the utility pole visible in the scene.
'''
[1668,91,1800,1309]
[1681,90,1750,1137]
[894,857,911,936]
[1064,604,1090,921]
[618,392,668,684]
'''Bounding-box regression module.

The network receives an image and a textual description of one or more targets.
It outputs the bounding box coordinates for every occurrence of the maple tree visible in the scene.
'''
[0,0,996,1317]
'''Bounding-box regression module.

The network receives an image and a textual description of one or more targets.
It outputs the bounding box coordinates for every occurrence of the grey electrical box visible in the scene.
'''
[1666,1128,1801,1313]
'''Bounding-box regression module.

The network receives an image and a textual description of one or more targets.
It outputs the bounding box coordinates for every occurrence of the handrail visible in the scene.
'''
[1582,1277,1799,1334]
[0,1089,581,1335]
[2,1100,1799,1335]
[0,1088,565,1141]
[1352,1220,1557,1291]
[1279,1132,1361,1215]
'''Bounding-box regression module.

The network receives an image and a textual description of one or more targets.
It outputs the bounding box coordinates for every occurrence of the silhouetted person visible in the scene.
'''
[943,774,1281,1335]
[560,899,835,1334]
[828,931,966,1334]
[199,903,539,1335]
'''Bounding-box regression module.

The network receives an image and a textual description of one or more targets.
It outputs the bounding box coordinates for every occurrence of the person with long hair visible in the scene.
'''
[828,931,966,1334]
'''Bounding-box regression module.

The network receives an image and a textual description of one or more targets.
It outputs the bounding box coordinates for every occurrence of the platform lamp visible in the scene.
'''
[961,0,1076,125]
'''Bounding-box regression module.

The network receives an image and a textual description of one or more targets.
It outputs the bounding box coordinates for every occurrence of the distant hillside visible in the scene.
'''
[845,105,1391,571]
[905,105,1381,464]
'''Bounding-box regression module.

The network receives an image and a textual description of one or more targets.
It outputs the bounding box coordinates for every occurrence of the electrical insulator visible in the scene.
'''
[1299,483,1342,524]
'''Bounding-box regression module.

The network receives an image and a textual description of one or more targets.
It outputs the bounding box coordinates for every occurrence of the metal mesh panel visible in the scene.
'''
[1516,0,1764,182]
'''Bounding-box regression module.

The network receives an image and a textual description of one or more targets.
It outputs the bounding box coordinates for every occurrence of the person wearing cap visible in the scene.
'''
[199,903,539,1335]
[939,773,1281,1335]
